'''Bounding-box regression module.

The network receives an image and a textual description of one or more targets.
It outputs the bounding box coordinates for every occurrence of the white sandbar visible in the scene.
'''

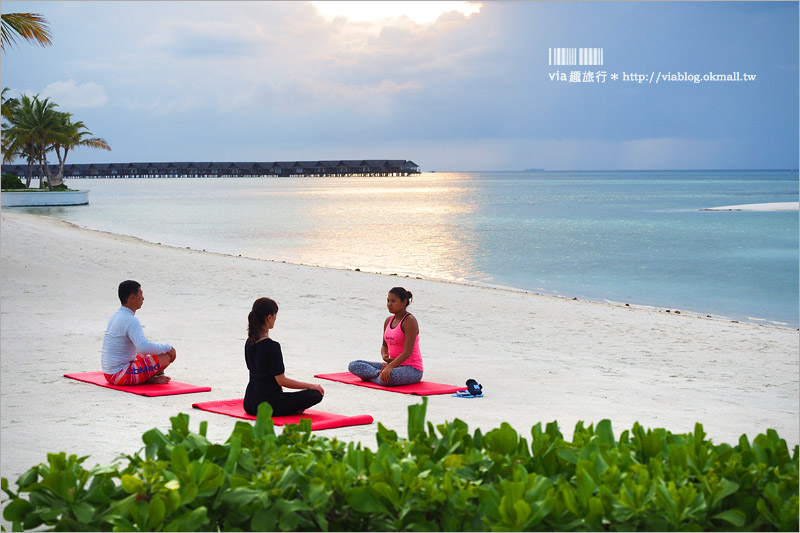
[1,211,797,489]
[701,202,799,211]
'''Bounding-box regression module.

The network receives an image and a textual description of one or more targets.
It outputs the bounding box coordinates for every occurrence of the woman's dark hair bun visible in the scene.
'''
[389,287,413,305]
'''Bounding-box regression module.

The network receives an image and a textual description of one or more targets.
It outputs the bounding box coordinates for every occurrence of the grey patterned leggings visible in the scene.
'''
[348,360,423,386]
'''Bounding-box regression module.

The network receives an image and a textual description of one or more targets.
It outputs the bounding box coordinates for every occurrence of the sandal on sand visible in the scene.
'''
[466,379,483,396]
[453,390,483,398]
[453,379,483,398]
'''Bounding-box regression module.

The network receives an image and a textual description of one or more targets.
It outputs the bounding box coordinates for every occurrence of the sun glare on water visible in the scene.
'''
[311,1,482,24]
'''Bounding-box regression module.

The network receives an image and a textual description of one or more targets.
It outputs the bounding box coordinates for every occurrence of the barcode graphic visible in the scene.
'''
[549,48,604,66]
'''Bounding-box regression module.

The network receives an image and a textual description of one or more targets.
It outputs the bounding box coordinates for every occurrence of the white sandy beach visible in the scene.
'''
[701,201,800,212]
[1,210,798,494]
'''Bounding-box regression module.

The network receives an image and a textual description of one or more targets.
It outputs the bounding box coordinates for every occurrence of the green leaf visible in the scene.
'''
[254,402,275,438]
[89,463,121,476]
[712,478,740,507]
[408,397,428,441]
[484,423,519,455]
[575,468,595,504]
[171,444,190,473]
[713,509,746,527]
[557,448,578,465]
[276,497,311,514]
[70,501,96,523]
[120,474,145,494]
[142,428,171,459]
[594,419,615,447]
[586,497,604,523]
[279,509,299,531]
[165,506,207,532]
[545,421,563,440]
[251,507,277,531]
[513,499,531,526]
[148,496,166,527]
[347,486,389,514]
[763,481,782,510]
[693,422,706,445]
[0,477,12,499]
[179,482,198,506]
[3,498,33,522]
[16,468,38,489]
[222,487,260,508]
[559,481,579,516]
[224,436,242,474]
[376,422,398,446]
[667,444,688,471]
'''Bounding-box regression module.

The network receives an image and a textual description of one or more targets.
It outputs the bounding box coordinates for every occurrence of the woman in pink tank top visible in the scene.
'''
[348,287,423,386]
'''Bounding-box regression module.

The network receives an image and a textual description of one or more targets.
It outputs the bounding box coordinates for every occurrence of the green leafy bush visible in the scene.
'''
[2,399,798,531]
[1,174,26,189]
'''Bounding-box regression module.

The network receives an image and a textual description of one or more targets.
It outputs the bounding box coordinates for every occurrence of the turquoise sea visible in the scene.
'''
[11,170,799,328]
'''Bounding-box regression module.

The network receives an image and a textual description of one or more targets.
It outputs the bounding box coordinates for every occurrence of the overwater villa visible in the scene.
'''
[2,160,421,179]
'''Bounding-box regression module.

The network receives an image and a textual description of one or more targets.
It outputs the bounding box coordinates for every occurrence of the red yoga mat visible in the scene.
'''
[191,399,373,430]
[64,371,212,397]
[314,371,462,395]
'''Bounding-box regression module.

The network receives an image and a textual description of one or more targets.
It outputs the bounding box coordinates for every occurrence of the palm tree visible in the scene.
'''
[2,90,37,186]
[2,12,55,186]
[4,94,112,188]
[1,87,16,120]
[51,113,111,187]
[1,87,19,162]
[1,13,52,51]
[4,95,69,190]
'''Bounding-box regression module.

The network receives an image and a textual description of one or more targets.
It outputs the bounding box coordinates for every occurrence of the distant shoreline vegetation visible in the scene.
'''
[1,160,421,179]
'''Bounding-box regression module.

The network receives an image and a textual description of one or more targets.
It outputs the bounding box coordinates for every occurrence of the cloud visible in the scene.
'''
[39,80,108,109]
[2,1,794,168]
[614,138,726,170]
[311,1,482,25]
[362,137,730,171]
[119,94,203,115]
[143,20,263,58]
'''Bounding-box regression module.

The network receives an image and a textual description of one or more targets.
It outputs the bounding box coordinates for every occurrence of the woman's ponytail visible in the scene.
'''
[247,297,279,343]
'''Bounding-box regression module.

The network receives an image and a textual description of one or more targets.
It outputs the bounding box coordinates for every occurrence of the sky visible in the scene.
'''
[1,1,798,171]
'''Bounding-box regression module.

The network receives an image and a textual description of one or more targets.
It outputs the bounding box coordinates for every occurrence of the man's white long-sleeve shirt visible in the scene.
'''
[101,307,172,374]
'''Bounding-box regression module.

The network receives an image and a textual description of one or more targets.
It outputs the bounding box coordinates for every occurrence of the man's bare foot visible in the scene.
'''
[146,374,171,384]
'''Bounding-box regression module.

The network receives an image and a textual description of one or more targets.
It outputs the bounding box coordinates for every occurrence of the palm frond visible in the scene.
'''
[1,13,52,51]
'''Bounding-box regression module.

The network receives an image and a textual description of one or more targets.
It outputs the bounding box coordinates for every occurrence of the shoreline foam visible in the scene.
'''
[2,211,798,491]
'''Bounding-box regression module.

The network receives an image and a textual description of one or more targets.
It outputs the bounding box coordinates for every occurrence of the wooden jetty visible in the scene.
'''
[2,160,420,179]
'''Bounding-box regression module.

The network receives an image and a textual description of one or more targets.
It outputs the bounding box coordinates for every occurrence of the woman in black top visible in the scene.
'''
[243,297,324,416]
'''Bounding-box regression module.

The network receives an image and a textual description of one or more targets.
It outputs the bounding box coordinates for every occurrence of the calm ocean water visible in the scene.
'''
[12,170,799,327]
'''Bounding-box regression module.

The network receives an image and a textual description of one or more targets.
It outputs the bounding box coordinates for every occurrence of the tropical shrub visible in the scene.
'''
[1,173,25,189]
[2,399,797,531]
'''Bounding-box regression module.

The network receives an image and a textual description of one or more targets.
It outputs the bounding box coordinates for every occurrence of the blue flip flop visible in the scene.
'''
[453,390,484,398]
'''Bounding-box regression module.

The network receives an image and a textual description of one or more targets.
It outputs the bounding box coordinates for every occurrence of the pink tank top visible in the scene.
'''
[384,313,423,372]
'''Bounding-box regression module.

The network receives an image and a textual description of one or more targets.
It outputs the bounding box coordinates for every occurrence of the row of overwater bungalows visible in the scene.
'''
[2,160,421,178]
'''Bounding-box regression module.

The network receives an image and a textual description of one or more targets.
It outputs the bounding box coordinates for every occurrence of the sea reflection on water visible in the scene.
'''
[236,175,487,283]
[12,171,798,326]
[19,175,490,285]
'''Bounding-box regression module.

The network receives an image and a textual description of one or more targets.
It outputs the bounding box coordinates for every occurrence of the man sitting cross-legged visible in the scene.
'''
[101,280,177,385]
